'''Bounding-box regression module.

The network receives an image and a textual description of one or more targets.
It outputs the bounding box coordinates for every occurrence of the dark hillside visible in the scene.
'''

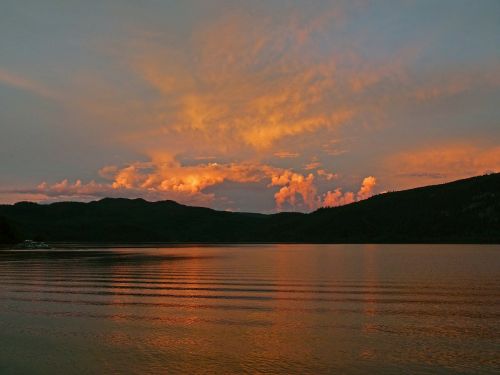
[302,173,500,243]
[0,217,21,244]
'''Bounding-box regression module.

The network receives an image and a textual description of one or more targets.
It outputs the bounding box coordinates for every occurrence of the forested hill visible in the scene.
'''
[0,173,499,244]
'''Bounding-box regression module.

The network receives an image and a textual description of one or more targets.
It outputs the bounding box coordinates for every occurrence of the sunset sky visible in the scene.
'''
[1,0,499,212]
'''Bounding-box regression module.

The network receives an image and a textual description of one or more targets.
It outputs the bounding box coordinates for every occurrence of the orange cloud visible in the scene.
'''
[323,189,355,207]
[122,7,397,154]
[102,156,275,197]
[271,171,318,209]
[0,191,48,205]
[274,151,300,159]
[305,162,322,170]
[317,169,337,181]
[357,176,377,201]
[387,143,500,187]
[28,179,215,206]
[56,4,445,164]
[14,154,376,211]
[137,52,355,149]
[322,176,377,207]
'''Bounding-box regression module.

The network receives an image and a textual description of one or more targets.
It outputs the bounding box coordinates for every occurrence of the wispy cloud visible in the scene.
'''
[387,143,500,187]
[412,66,500,102]
[304,162,322,171]
[115,4,410,155]
[0,67,57,100]
[274,151,300,159]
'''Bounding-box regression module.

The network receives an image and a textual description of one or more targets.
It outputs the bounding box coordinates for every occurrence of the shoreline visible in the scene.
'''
[2,241,500,250]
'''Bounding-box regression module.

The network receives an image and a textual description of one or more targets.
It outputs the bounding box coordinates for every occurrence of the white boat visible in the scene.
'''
[16,240,51,249]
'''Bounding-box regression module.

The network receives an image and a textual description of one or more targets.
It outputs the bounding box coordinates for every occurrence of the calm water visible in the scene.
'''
[0,245,499,374]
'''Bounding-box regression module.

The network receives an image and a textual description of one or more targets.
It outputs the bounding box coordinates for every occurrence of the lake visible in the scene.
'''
[0,245,498,374]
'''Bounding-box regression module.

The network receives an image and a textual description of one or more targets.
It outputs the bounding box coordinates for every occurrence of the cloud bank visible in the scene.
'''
[9,156,378,211]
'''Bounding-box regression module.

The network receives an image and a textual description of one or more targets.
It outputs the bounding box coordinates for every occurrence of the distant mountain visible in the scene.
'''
[1,173,499,244]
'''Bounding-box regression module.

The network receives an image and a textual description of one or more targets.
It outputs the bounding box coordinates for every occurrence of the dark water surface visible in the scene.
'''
[0,245,498,374]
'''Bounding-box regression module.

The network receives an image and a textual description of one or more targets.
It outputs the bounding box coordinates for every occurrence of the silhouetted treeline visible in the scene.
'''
[0,216,21,244]
[0,173,499,244]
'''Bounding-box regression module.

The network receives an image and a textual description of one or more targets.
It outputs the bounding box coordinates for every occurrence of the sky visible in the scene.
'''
[0,0,499,212]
